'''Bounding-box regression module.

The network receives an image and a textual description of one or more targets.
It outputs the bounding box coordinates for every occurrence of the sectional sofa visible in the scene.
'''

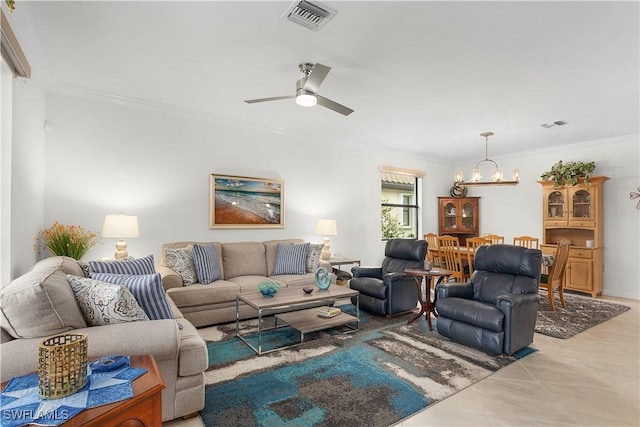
[156,239,333,327]
[0,256,208,422]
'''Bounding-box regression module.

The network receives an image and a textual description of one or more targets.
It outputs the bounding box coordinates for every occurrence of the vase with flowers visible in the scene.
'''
[36,222,97,260]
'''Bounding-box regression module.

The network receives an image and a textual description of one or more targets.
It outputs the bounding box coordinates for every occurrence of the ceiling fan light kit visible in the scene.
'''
[295,75,317,106]
[244,62,354,116]
[455,132,520,187]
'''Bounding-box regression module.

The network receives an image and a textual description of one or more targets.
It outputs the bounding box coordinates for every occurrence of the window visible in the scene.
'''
[380,166,423,240]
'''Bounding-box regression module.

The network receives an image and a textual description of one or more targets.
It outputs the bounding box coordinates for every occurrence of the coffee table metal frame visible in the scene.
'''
[236,286,359,355]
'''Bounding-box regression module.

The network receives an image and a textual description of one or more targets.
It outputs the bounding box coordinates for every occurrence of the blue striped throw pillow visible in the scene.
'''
[192,243,222,284]
[273,243,310,275]
[89,255,155,275]
[90,272,174,320]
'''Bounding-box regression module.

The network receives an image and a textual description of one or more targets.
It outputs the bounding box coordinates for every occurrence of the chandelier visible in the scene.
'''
[454,132,519,186]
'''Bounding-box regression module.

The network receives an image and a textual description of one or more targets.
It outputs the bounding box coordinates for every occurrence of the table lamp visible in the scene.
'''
[102,214,139,259]
[315,219,337,261]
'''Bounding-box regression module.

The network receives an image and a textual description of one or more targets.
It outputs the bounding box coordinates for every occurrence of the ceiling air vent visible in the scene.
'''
[541,120,568,129]
[283,0,337,32]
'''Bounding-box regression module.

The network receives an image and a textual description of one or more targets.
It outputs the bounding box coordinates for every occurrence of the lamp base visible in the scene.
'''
[114,240,129,260]
[320,237,331,261]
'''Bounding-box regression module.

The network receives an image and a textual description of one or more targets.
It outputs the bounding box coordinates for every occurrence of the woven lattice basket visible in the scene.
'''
[38,333,88,399]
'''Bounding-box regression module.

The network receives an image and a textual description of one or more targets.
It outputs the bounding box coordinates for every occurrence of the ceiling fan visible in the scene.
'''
[244,63,354,116]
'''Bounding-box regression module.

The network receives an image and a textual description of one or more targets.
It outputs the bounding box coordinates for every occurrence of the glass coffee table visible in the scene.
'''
[236,286,359,355]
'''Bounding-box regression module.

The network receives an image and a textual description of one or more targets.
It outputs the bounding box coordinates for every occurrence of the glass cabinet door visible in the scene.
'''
[547,190,565,219]
[571,189,592,220]
[460,201,475,231]
[443,202,456,230]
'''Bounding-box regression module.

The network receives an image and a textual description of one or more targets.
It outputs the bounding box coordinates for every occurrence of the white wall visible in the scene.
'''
[455,135,640,299]
[0,75,629,302]
[2,5,48,278]
[43,88,451,270]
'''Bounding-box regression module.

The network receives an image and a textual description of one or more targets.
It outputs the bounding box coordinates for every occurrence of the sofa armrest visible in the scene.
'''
[0,319,180,382]
[156,264,183,290]
[436,281,473,299]
[351,266,382,278]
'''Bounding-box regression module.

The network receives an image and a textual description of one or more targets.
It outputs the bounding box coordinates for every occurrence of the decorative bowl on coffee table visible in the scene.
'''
[257,281,280,297]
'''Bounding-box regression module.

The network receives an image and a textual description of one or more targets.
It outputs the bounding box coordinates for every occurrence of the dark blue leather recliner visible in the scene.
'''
[435,244,541,355]
[350,238,427,316]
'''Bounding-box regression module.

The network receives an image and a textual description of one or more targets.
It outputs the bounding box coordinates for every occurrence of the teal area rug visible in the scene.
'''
[200,306,535,427]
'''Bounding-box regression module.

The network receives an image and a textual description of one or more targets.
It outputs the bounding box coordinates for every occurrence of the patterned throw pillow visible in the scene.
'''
[90,272,174,320]
[192,243,222,284]
[67,275,149,326]
[89,255,155,275]
[165,246,197,285]
[306,243,324,273]
[273,243,310,275]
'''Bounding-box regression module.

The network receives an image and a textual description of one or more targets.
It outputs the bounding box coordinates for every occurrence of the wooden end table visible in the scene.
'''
[405,268,452,330]
[1,355,165,426]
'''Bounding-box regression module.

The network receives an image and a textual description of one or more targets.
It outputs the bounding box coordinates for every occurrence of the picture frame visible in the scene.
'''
[210,174,284,229]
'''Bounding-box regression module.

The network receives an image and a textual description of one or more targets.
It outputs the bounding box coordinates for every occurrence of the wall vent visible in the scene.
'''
[283,0,337,32]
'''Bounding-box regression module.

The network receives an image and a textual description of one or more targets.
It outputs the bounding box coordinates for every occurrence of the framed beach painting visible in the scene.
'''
[210,174,284,229]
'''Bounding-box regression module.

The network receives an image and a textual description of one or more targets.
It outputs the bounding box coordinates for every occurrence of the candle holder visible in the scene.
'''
[38,333,88,399]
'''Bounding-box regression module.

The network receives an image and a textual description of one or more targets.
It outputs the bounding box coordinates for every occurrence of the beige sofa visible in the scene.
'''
[157,239,334,327]
[0,256,208,422]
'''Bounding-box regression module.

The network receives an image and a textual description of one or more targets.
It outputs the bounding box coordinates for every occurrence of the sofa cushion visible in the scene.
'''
[226,275,280,293]
[68,275,149,326]
[167,281,241,307]
[306,243,324,273]
[222,242,268,279]
[90,273,174,320]
[165,245,197,285]
[0,266,87,339]
[32,256,87,277]
[270,273,318,287]
[273,243,310,275]
[89,255,156,275]
[193,243,222,284]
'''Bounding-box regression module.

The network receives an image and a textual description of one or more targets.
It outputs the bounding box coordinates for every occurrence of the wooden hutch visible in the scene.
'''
[538,176,608,297]
[437,197,480,245]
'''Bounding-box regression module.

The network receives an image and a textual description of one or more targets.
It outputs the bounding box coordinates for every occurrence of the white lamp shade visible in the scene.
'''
[102,214,140,238]
[315,219,337,236]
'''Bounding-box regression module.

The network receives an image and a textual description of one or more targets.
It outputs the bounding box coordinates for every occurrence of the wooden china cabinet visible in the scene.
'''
[538,176,608,297]
[437,197,480,245]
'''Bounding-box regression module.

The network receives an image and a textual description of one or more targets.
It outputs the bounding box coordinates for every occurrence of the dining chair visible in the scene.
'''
[437,235,469,282]
[423,233,440,267]
[465,237,492,275]
[540,239,571,311]
[483,234,505,244]
[513,235,539,249]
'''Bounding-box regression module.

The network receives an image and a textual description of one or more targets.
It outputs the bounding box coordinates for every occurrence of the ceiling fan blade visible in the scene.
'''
[244,95,295,104]
[302,63,331,93]
[316,95,354,116]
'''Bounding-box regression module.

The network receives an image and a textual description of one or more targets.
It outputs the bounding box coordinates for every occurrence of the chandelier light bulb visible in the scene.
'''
[494,168,503,182]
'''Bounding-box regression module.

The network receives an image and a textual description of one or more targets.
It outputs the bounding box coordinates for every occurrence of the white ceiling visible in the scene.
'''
[21,1,640,162]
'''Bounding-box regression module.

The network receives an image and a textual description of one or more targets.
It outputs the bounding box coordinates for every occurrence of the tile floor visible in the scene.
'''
[164,295,639,427]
